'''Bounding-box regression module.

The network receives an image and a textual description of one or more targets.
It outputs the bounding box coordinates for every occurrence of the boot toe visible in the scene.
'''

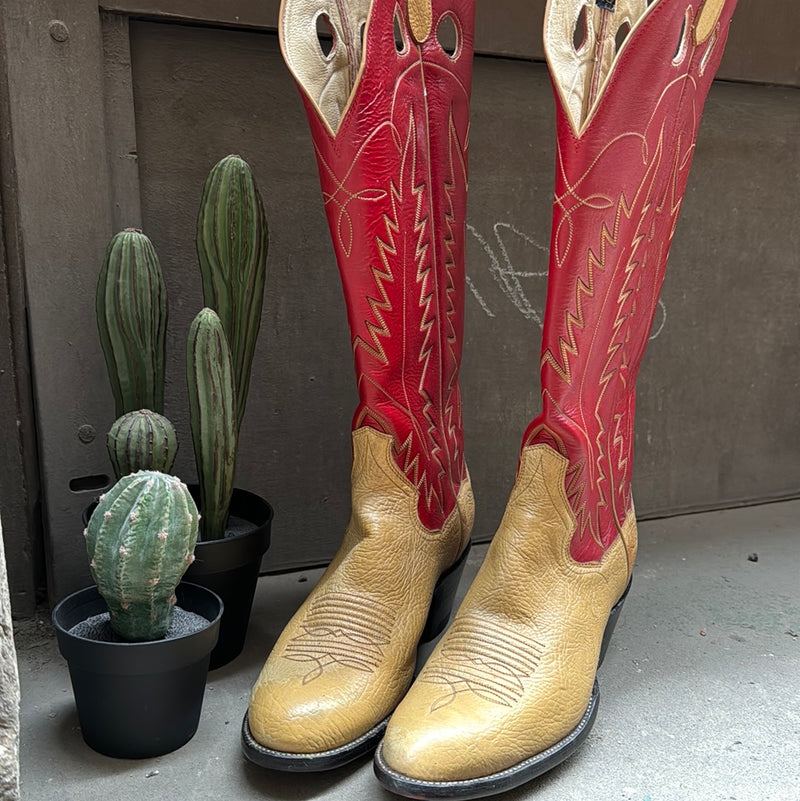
[248,668,386,754]
[380,713,493,782]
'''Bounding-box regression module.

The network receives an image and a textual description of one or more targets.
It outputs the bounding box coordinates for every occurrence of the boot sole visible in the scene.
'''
[240,541,472,772]
[373,578,632,799]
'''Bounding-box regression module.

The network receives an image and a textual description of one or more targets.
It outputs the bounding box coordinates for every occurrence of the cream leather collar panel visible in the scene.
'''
[545,0,649,134]
[279,0,373,134]
[380,443,636,781]
[248,427,473,754]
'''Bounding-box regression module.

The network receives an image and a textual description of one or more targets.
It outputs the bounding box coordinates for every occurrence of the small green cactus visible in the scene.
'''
[196,155,268,432]
[186,309,237,541]
[96,230,168,417]
[107,409,179,480]
[86,471,200,641]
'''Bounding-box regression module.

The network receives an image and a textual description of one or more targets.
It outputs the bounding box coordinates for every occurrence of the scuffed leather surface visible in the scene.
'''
[248,428,473,754]
[380,444,635,781]
[280,0,475,531]
[527,0,738,561]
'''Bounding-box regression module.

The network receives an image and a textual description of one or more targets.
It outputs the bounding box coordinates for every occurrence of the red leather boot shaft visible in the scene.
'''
[525,0,738,561]
[284,1,474,531]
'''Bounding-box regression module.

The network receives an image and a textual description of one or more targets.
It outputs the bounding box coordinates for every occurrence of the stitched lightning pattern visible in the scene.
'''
[283,592,396,683]
[419,615,545,709]
[305,2,472,531]
[525,2,732,559]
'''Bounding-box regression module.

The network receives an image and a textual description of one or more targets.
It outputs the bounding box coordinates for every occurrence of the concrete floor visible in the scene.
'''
[16,499,800,801]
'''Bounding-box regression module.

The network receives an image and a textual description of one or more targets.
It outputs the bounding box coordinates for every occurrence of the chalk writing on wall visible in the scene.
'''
[466,221,667,341]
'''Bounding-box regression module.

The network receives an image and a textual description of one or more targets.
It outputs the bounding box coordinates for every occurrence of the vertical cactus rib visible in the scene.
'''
[196,155,269,432]
[107,409,179,480]
[86,471,199,641]
[186,308,237,541]
[96,230,168,417]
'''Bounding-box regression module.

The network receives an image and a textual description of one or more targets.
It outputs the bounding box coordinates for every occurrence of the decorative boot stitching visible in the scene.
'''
[528,0,732,559]
[297,3,472,531]
[419,615,546,709]
[283,592,396,682]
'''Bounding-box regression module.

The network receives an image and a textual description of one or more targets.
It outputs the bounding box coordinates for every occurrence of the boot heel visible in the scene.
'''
[420,542,471,644]
[599,577,632,667]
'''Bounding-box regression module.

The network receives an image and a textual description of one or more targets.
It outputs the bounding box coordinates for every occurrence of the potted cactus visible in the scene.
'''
[53,471,223,758]
[183,305,273,669]
[183,156,273,668]
[92,155,273,669]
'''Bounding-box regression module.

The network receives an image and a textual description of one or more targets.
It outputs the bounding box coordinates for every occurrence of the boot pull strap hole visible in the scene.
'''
[315,12,336,61]
[573,5,589,53]
[394,7,409,55]
[698,24,719,76]
[614,20,631,53]
[436,14,460,59]
[672,8,690,65]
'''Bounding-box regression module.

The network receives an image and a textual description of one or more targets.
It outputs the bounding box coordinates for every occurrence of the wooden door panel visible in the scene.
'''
[101,0,800,86]
[127,19,800,582]
[101,0,280,28]
[2,0,797,604]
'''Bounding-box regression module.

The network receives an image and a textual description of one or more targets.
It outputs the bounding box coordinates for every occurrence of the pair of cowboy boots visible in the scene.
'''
[244,0,737,797]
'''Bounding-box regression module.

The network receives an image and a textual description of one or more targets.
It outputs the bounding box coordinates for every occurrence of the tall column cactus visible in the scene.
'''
[187,308,237,541]
[96,229,168,417]
[196,155,268,432]
[85,471,199,641]
[107,409,178,480]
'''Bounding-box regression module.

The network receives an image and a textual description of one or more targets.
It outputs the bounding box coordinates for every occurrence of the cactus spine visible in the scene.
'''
[187,309,237,541]
[86,471,199,641]
[196,155,268,432]
[107,409,178,480]
[96,230,168,417]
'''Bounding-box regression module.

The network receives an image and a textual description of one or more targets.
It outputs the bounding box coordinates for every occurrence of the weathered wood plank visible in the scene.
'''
[0,25,41,619]
[0,204,37,620]
[99,0,799,86]
[100,0,280,29]
[102,13,143,231]
[0,0,117,602]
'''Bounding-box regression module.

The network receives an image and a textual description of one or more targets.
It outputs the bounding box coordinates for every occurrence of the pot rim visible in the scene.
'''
[52,581,223,647]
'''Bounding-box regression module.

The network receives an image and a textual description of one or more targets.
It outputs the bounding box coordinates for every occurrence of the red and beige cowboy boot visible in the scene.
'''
[376,0,738,796]
[242,0,476,770]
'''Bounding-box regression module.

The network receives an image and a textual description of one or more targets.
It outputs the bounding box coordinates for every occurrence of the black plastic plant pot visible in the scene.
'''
[185,487,273,670]
[52,582,223,759]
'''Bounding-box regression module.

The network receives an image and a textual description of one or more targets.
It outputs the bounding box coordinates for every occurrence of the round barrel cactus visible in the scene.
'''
[85,471,200,641]
[107,409,178,480]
